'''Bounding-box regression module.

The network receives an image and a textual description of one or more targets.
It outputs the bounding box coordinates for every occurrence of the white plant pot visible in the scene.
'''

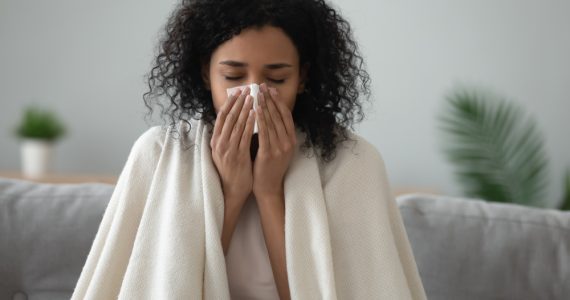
[20,138,55,178]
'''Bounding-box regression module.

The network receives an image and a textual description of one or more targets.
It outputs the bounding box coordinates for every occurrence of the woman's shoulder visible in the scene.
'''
[343,130,383,161]
[130,125,169,154]
[318,129,387,185]
[329,130,384,167]
[134,125,170,147]
[131,119,202,152]
[135,119,200,146]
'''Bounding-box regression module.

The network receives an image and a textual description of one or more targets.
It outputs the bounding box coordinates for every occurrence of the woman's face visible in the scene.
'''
[202,25,308,114]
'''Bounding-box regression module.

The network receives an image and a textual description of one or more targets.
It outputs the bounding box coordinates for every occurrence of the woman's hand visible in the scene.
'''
[252,83,297,200]
[211,86,256,206]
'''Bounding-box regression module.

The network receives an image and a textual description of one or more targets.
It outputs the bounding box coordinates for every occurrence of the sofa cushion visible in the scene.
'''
[396,193,570,300]
[0,178,114,300]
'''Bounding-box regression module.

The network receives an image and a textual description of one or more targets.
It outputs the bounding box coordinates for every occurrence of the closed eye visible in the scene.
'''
[224,76,285,84]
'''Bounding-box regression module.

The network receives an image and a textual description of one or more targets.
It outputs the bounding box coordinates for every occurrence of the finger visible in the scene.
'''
[263,86,288,144]
[256,95,270,153]
[213,89,240,139]
[239,108,256,151]
[221,86,250,143]
[270,87,296,142]
[259,89,278,149]
[230,94,253,147]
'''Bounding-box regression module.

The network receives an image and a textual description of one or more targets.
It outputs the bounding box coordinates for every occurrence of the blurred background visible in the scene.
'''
[1,0,569,207]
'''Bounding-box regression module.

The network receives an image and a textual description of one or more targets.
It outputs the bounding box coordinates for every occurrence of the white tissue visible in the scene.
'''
[226,83,260,134]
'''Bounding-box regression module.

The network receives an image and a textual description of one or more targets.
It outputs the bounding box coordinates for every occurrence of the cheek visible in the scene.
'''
[211,86,228,114]
[270,86,297,111]
[282,93,297,111]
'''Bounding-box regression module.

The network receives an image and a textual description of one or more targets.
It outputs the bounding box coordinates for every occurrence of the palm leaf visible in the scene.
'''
[438,87,549,207]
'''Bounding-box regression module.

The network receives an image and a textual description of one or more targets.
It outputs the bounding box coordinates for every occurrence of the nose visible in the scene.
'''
[245,73,271,88]
[247,78,265,86]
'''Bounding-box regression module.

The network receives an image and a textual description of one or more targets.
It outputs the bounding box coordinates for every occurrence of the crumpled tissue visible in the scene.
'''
[226,83,261,134]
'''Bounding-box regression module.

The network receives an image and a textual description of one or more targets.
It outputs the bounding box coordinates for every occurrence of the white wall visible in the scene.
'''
[1,0,568,207]
[0,0,180,176]
[336,0,570,207]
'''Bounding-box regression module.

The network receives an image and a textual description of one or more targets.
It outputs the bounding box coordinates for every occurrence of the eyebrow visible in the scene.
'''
[219,60,293,69]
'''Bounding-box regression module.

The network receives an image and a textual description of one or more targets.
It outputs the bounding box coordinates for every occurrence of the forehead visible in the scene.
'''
[211,25,299,66]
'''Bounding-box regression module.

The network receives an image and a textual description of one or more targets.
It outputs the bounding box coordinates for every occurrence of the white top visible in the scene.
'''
[224,194,280,300]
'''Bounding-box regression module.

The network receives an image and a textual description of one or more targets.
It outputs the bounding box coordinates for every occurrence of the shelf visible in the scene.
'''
[0,170,439,196]
[391,187,440,197]
[0,170,118,184]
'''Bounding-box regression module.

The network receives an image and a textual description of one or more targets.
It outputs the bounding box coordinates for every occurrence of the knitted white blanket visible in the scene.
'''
[71,118,427,299]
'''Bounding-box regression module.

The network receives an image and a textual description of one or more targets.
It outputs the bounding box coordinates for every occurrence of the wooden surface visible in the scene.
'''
[391,187,440,197]
[0,170,117,185]
[0,170,439,196]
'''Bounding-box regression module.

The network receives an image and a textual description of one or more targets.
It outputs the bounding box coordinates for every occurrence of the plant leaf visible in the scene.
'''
[438,87,549,207]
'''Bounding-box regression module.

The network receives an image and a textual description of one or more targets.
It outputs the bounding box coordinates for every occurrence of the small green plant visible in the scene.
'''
[14,104,66,141]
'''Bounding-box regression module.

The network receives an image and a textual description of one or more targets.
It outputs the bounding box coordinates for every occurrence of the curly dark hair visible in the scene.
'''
[142,0,371,163]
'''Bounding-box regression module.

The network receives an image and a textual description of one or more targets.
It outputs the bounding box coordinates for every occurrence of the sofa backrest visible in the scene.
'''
[0,178,114,300]
[397,193,570,300]
[2,177,569,300]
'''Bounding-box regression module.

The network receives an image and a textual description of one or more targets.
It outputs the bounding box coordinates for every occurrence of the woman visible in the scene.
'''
[71,0,427,299]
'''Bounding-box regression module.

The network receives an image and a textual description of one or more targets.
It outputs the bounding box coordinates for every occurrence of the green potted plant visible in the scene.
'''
[438,86,552,208]
[13,104,67,178]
